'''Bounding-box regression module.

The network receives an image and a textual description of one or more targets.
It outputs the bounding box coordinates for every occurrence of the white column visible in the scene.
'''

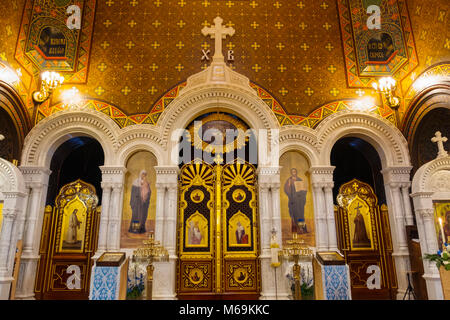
[309,166,335,252]
[154,185,166,243]
[0,207,17,299]
[95,182,111,253]
[312,184,329,251]
[107,184,123,251]
[153,166,178,300]
[411,191,443,299]
[258,184,273,300]
[401,184,414,226]
[15,167,50,300]
[324,183,338,251]
[164,184,178,254]
[271,185,282,246]
[382,167,414,300]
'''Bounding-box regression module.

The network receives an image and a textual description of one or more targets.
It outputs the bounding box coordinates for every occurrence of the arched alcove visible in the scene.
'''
[411,108,450,173]
[46,136,105,205]
[331,137,386,205]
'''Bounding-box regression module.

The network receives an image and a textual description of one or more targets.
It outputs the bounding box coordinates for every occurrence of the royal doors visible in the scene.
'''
[177,161,260,299]
[35,180,101,299]
[335,179,397,299]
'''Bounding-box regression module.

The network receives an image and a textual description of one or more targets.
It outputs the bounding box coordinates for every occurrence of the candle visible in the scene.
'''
[439,217,446,250]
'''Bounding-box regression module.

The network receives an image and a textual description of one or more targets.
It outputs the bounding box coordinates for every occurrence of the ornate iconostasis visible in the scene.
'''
[121,151,157,248]
[279,151,315,247]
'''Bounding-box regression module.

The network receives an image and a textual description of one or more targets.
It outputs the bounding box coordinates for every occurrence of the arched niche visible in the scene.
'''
[279,150,315,247]
[120,150,158,249]
[45,136,105,206]
[331,137,386,205]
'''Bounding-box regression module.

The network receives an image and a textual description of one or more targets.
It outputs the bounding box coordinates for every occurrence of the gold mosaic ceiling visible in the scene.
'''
[86,0,354,116]
[0,0,448,121]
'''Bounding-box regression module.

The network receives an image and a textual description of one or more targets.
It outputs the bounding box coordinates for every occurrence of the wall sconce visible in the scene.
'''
[32,71,64,103]
[372,77,400,109]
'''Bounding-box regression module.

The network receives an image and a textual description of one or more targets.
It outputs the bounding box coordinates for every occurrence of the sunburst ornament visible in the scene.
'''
[187,113,249,154]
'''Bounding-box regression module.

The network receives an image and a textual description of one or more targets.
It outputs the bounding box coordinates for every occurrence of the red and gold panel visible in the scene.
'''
[179,260,213,294]
[224,260,258,293]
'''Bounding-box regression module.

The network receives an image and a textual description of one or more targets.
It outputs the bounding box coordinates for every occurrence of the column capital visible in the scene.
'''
[308,165,335,175]
[100,165,127,175]
[381,166,413,185]
[415,208,434,218]
[256,166,280,176]
[19,166,51,186]
[309,166,334,187]
[155,166,180,175]
[410,191,434,199]
[1,208,20,219]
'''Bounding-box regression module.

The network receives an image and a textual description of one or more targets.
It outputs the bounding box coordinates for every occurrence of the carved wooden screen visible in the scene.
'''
[35,180,101,300]
[335,179,397,300]
[177,161,260,298]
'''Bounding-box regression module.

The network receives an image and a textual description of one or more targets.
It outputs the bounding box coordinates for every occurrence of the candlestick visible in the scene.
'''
[439,217,446,250]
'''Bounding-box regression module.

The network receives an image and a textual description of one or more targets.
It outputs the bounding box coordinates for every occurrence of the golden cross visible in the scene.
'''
[75,182,82,192]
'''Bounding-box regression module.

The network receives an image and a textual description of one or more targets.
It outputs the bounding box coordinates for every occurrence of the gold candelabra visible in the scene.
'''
[280,233,313,300]
[32,71,64,103]
[133,232,169,300]
[372,77,400,109]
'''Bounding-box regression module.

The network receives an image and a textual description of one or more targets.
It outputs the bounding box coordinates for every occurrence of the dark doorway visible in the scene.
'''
[46,136,105,205]
[331,137,386,205]
[0,107,20,162]
[411,107,450,174]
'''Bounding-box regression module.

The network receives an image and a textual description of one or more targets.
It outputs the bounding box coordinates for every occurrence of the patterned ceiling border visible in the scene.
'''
[337,0,418,88]
[36,79,395,128]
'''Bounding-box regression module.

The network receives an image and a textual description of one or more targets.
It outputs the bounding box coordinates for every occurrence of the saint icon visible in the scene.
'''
[66,209,81,244]
[284,168,307,234]
[353,203,371,248]
[236,221,248,244]
[188,221,202,245]
[129,170,151,234]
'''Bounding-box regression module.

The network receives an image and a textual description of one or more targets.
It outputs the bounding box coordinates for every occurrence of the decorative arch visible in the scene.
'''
[21,108,119,167]
[315,110,411,168]
[412,157,450,196]
[158,80,281,168]
[117,127,165,166]
[279,127,320,167]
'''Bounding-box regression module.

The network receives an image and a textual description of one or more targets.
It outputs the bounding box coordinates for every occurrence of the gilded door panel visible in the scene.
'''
[222,162,259,293]
[179,162,215,257]
[177,161,260,296]
[34,180,100,300]
[336,179,397,300]
[177,163,215,295]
